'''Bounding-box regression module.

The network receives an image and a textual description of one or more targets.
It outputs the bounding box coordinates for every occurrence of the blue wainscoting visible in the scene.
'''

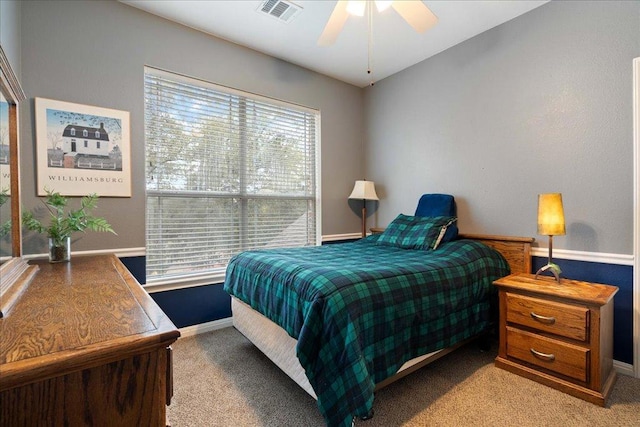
[150,284,231,327]
[120,253,634,365]
[119,256,231,328]
[532,256,633,365]
[120,255,146,283]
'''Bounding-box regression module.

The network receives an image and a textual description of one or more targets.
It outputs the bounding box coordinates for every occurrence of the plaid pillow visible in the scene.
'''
[376,214,457,250]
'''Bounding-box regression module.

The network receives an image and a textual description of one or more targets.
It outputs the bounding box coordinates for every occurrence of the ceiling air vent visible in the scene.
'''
[257,0,302,23]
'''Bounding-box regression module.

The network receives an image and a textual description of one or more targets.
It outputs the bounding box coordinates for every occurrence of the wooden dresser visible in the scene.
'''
[494,273,618,406]
[0,255,180,426]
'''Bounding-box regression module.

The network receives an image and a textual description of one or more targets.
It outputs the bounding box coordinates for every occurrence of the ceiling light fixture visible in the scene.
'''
[374,1,393,13]
[319,1,438,86]
[346,0,365,16]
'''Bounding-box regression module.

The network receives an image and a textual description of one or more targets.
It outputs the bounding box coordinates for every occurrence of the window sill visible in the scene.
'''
[143,270,226,293]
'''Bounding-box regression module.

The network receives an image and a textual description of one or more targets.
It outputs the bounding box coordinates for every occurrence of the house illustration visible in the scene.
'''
[61,123,110,156]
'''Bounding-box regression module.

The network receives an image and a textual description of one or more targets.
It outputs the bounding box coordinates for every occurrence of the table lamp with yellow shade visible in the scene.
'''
[535,193,565,282]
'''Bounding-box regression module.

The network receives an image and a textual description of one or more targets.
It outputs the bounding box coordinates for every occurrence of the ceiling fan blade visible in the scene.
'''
[391,1,438,33]
[318,0,350,46]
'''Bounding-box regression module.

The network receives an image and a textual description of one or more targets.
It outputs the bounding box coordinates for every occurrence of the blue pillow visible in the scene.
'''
[414,194,459,243]
[377,214,457,250]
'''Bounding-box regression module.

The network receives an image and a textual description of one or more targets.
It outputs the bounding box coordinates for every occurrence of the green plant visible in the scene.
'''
[22,189,116,247]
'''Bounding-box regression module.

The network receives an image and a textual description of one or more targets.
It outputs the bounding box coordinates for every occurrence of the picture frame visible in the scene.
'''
[35,97,131,197]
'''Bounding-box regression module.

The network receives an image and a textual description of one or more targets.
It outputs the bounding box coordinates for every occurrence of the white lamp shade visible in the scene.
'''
[537,193,566,236]
[349,180,379,201]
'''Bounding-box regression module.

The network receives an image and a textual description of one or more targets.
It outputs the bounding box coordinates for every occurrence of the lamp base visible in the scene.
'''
[535,263,562,283]
[360,205,367,238]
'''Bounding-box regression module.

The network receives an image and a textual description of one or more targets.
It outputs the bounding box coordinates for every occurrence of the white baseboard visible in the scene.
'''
[614,360,635,377]
[322,232,361,242]
[178,317,233,338]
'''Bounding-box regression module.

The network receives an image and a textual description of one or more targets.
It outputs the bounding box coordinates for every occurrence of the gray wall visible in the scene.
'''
[1,0,21,77]
[18,0,365,254]
[17,1,640,255]
[364,0,639,255]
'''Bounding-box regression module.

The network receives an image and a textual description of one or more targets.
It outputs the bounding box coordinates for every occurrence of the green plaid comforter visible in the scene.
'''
[223,235,510,426]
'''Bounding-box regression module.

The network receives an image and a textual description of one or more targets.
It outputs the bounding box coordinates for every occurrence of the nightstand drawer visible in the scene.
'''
[506,327,589,382]
[505,293,588,341]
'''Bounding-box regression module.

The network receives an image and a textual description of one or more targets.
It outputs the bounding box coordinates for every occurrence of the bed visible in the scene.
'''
[223,195,533,426]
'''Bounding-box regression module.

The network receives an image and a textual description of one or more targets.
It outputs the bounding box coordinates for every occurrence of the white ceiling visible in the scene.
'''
[120,0,549,88]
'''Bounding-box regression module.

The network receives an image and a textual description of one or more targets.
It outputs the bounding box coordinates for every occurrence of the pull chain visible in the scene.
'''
[367,2,374,86]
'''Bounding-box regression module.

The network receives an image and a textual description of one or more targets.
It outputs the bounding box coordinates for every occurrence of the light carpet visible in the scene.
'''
[167,327,639,426]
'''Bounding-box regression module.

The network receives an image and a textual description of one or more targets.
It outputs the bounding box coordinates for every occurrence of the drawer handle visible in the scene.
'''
[530,348,556,361]
[530,311,556,324]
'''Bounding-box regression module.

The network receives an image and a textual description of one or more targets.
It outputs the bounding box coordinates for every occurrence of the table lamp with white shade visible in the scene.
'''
[349,180,379,238]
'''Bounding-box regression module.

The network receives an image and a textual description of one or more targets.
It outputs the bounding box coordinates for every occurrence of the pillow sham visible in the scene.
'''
[414,194,459,244]
[376,214,457,250]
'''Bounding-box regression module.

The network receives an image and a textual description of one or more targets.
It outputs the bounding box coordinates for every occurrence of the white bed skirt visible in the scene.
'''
[231,297,454,399]
[232,297,317,398]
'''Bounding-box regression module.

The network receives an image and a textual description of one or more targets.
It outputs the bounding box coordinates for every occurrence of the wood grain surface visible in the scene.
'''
[0,254,179,426]
[494,273,618,406]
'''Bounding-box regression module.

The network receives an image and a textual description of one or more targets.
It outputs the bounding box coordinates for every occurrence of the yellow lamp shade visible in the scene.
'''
[537,193,565,236]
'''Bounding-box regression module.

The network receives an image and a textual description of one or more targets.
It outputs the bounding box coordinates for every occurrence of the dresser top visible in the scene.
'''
[494,273,618,306]
[0,254,179,390]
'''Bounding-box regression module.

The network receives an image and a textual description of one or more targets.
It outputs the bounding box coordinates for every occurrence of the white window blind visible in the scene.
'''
[144,67,320,283]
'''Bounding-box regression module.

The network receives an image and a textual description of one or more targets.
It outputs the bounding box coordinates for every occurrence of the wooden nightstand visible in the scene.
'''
[494,273,618,406]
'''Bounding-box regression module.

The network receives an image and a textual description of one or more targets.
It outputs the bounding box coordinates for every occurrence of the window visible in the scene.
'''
[84,141,88,148]
[95,130,101,138]
[70,128,76,136]
[83,129,88,137]
[144,67,320,284]
[96,141,100,149]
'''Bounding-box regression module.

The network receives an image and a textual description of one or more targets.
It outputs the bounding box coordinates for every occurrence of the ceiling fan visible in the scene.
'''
[318,0,438,46]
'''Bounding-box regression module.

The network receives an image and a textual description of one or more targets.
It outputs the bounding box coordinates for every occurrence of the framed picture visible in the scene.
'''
[35,97,131,197]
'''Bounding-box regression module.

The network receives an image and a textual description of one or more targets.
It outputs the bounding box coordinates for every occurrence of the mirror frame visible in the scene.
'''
[0,43,32,318]
[0,43,25,257]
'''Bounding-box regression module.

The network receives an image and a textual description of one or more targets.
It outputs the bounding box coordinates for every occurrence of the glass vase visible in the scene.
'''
[48,236,71,263]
